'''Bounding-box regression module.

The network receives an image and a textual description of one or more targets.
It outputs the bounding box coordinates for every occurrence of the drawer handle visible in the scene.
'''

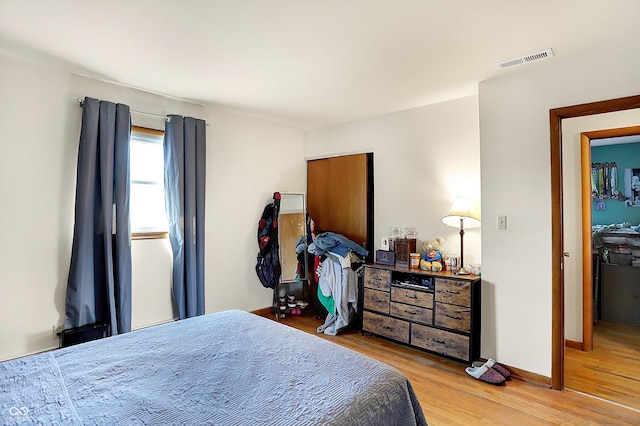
[406,310,417,315]
[446,314,462,320]
[408,294,418,299]
[434,339,446,345]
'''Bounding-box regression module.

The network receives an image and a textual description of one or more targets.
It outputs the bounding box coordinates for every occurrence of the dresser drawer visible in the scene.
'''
[391,286,434,309]
[411,323,469,361]
[435,279,471,307]
[364,267,391,291]
[434,302,471,332]
[363,311,409,344]
[363,288,390,314]
[390,302,432,325]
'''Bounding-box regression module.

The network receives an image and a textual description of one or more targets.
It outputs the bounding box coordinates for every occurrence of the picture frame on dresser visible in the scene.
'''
[361,263,481,363]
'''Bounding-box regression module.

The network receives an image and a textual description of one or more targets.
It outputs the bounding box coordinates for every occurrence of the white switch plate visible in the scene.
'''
[497,215,507,230]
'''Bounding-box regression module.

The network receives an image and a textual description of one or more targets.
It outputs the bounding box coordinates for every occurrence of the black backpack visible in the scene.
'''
[255,192,281,288]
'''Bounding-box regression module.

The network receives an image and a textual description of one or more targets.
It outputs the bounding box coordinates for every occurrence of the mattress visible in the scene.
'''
[1,310,427,425]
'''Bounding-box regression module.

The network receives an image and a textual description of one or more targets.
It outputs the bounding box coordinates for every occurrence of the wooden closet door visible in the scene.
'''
[307,153,373,260]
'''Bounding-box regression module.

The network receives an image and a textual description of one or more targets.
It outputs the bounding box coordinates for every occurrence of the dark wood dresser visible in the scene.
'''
[361,263,481,363]
[601,263,640,327]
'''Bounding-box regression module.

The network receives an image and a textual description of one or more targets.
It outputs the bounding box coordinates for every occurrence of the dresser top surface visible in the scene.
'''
[366,263,480,282]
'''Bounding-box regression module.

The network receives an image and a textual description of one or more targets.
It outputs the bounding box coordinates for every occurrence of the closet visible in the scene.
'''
[306,153,374,322]
[307,153,374,261]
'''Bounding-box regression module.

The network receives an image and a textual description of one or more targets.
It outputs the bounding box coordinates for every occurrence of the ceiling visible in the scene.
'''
[1,0,639,130]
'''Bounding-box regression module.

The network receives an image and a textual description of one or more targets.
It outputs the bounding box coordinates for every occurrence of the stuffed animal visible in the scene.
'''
[421,237,449,271]
[420,258,443,272]
[419,259,432,271]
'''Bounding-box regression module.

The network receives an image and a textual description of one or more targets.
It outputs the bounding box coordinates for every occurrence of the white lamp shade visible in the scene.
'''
[442,197,481,228]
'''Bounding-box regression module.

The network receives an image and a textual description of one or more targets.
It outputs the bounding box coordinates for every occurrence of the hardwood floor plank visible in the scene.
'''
[260,313,640,424]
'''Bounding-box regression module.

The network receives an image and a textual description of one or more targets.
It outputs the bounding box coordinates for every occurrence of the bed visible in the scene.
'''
[1,310,427,425]
[592,223,640,266]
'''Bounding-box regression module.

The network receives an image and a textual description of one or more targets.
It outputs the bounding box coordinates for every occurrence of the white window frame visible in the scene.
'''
[130,126,168,240]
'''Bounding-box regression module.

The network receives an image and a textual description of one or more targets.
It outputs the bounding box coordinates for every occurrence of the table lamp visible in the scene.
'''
[442,196,480,270]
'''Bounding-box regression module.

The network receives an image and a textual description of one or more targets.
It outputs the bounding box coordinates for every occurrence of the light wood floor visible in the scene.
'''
[261,312,640,425]
[565,321,640,411]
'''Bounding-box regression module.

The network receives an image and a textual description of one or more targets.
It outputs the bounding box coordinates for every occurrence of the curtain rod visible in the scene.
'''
[77,98,210,126]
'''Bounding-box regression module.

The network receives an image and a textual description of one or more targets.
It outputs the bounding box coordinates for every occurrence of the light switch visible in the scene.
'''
[497,215,507,230]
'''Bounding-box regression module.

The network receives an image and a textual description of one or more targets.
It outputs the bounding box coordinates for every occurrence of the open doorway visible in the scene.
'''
[578,127,640,351]
[562,127,640,410]
[549,95,640,392]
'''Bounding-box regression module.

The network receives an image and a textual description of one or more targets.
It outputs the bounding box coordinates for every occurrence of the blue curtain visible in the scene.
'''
[65,97,132,335]
[164,115,206,319]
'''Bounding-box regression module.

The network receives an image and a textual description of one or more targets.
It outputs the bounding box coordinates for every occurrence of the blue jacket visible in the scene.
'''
[310,232,369,258]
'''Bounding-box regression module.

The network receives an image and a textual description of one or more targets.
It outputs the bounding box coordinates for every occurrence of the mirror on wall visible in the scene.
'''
[278,193,307,283]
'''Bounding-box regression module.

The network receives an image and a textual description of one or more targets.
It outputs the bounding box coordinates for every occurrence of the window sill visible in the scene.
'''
[132,232,169,241]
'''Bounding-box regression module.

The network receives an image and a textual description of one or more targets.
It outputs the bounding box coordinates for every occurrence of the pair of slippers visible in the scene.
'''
[465,358,511,385]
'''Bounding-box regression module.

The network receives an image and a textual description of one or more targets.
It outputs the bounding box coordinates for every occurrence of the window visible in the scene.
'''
[130,126,168,238]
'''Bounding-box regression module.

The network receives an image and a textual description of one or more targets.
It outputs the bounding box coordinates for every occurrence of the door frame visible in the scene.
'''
[549,95,640,390]
[578,126,640,353]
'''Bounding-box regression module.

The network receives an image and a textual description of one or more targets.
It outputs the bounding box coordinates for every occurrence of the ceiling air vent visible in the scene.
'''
[496,48,554,69]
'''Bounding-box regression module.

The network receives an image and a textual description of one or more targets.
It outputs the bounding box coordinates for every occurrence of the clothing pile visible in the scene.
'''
[307,232,368,336]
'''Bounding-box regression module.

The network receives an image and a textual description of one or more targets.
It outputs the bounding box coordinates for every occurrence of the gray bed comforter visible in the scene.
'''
[1,310,427,425]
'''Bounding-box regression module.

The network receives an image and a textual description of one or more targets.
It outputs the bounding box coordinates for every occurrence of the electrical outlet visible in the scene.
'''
[53,324,64,339]
[497,215,507,230]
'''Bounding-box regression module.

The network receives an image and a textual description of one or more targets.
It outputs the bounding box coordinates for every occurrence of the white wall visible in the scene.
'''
[305,96,481,265]
[0,53,305,361]
[561,110,640,342]
[204,106,306,314]
[479,47,640,377]
[0,54,74,361]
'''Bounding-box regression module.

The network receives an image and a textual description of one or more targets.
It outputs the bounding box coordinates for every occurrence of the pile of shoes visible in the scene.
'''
[280,295,308,315]
[465,358,511,385]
